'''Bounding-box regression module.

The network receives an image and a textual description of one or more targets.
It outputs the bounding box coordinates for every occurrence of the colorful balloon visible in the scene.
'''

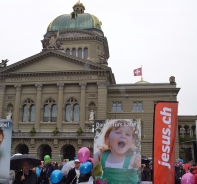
[44,155,50,163]
[78,147,90,163]
[79,161,92,174]
[181,173,195,184]
[50,170,63,184]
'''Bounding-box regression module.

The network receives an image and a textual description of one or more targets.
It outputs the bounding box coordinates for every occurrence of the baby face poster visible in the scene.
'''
[94,119,141,184]
[0,120,12,184]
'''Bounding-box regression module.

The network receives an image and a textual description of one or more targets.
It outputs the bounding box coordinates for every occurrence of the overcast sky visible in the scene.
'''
[1,0,197,116]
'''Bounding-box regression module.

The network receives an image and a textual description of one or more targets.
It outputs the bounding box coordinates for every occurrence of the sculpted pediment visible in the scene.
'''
[1,50,109,74]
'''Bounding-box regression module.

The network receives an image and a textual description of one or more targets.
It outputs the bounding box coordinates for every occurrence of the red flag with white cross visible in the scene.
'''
[133,67,142,76]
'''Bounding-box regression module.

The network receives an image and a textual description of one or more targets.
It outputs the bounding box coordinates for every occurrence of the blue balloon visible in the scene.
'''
[79,161,92,174]
[50,170,63,184]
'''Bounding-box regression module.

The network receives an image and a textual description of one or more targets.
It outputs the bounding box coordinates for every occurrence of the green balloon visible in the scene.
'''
[93,162,102,177]
[44,155,50,163]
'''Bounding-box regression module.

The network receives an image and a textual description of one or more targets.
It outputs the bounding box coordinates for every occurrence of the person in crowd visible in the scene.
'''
[191,165,197,184]
[94,120,141,184]
[39,160,54,184]
[65,159,81,184]
[141,162,152,181]
[175,163,186,184]
[36,163,43,182]
[14,160,37,184]
[78,160,94,184]
[54,162,60,170]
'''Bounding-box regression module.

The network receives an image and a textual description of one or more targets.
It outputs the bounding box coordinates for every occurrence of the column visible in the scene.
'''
[97,82,108,120]
[13,85,21,130]
[0,86,5,119]
[189,126,192,137]
[35,84,42,130]
[79,83,86,130]
[57,83,64,130]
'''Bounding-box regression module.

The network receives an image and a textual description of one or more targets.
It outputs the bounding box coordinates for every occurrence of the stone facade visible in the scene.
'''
[1,2,192,163]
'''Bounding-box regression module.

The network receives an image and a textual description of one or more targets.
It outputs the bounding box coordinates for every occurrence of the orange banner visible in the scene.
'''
[153,102,178,184]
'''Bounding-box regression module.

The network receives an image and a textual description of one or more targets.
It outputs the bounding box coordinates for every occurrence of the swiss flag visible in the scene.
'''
[133,67,142,76]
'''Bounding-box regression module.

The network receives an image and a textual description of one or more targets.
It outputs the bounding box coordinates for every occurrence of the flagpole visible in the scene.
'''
[141,65,143,81]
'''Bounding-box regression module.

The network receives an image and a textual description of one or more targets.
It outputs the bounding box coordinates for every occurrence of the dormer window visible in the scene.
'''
[71,12,77,19]
[76,8,80,14]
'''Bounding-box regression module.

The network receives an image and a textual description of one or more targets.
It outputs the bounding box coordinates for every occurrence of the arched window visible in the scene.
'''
[22,105,28,122]
[43,105,49,122]
[74,104,80,122]
[65,98,80,122]
[84,48,88,59]
[66,48,70,55]
[43,98,57,122]
[72,48,76,57]
[51,105,57,122]
[78,48,82,58]
[22,99,35,122]
[66,104,71,122]
[30,105,36,122]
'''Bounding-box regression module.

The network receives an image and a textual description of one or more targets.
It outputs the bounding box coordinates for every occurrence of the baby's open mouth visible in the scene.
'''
[118,141,125,148]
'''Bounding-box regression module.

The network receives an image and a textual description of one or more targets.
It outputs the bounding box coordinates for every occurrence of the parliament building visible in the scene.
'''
[0,1,196,162]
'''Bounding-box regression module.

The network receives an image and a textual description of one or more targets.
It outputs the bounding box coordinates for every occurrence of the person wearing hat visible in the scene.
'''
[65,159,81,184]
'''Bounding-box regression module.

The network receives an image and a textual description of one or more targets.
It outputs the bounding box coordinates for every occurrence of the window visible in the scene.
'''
[65,104,71,122]
[78,48,82,58]
[74,104,79,122]
[72,48,76,57]
[22,99,35,122]
[84,48,88,59]
[30,105,36,122]
[22,105,28,122]
[112,102,122,112]
[65,98,80,122]
[43,98,57,122]
[133,102,143,112]
[66,48,70,55]
[43,105,49,122]
[51,105,57,122]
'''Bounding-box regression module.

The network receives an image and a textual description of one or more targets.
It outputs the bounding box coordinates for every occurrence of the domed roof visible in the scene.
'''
[135,78,149,84]
[47,1,102,32]
[47,13,102,31]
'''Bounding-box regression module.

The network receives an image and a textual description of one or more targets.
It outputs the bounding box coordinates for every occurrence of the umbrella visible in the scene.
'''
[61,160,75,176]
[10,154,41,170]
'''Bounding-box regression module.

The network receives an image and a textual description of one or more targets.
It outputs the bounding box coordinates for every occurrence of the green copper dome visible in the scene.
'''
[47,13,102,32]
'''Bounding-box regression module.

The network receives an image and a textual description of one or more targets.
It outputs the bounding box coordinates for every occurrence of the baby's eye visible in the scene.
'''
[115,131,121,134]
[126,134,131,136]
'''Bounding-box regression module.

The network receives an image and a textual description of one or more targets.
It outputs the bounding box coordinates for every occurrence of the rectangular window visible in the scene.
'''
[112,102,122,112]
[133,102,143,112]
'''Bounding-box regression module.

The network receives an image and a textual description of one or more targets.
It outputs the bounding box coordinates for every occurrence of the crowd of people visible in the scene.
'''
[8,156,197,184]
[9,158,93,184]
[140,160,197,184]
